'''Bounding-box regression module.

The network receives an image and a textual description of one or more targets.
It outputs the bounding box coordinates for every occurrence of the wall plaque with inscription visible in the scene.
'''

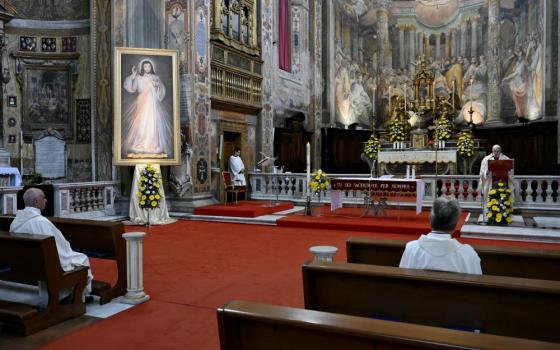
[35,134,66,178]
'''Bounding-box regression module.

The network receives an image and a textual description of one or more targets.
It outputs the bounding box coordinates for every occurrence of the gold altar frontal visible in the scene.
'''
[378,150,457,176]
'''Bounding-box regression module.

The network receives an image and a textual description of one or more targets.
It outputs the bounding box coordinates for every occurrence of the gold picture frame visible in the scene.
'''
[114,47,180,165]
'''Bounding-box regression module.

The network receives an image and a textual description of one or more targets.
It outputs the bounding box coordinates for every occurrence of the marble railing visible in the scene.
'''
[249,173,560,212]
[0,181,119,218]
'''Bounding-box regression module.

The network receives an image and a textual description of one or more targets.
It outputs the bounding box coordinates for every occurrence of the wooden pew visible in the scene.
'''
[346,237,560,281]
[218,300,559,350]
[0,232,88,336]
[302,261,560,343]
[0,216,126,305]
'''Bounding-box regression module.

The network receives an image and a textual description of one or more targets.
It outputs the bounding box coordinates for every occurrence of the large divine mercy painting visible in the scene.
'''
[114,47,181,165]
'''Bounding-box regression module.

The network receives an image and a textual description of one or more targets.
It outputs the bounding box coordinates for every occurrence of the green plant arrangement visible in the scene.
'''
[435,117,454,141]
[457,130,475,158]
[137,163,162,210]
[485,181,513,225]
[363,133,381,161]
[309,169,329,197]
[388,118,407,142]
[24,171,43,185]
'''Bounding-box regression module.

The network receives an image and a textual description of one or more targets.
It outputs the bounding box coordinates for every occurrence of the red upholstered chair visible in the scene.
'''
[222,171,246,204]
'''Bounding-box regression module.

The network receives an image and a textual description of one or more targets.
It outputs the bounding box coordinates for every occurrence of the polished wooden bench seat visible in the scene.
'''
[303,261,560,343]
[0,232,88,336]
[0,216,126,305]
[218,300,559,350]
[346,236,560,281]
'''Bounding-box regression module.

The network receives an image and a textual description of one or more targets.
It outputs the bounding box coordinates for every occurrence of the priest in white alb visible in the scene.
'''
[10,188,93,305]
[228,147,246,186]
[479,144,514,213]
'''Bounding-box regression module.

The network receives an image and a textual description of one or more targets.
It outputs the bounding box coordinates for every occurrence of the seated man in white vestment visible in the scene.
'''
[10,188,93,305]
[479,144,514,215]
[228,147,246,186]
[399,196,482,275]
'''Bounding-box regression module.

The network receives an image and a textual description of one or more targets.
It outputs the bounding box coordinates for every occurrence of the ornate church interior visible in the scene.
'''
[1,0,560,349]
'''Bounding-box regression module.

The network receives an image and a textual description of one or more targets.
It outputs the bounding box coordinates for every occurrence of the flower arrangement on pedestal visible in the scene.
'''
[363,133,381,161]
[486,181,513,225]
[388,118,407,143]
[137,163,162,225]
[435,117,454,141]
[309,169,329,201]
[457,130,475,158]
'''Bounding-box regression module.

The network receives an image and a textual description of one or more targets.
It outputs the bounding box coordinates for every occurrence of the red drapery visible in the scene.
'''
[278,0,291,72]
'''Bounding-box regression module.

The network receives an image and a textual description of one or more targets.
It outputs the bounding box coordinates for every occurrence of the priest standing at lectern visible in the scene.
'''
[228,147,246,186]
[480,144,514,213]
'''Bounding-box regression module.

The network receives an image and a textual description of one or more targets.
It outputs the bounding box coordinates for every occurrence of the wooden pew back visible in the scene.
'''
[0,231,87,336]
[346,237,560,281]
[303,261,560,343]
[218,300,560,350]
[0,216,127,304]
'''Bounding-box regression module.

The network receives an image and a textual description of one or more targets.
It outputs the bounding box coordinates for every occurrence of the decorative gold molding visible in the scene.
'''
[12,51,80,60]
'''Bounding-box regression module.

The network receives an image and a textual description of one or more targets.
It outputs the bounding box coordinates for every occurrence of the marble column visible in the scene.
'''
[398,25,405,68]
[260,0,275,159]
[121,232,150,305]
[418,32,424,60]
[460,22,467,57]
[311,0,323,168]
[451,29,457,58]
[471,18,478,59]
[408,26,416,65]
[424,34,431,60]
[435,33,441,60]
[376,0,391,70]
[444,32,451,59]
[486,0,502,124]
[327,0,336,128]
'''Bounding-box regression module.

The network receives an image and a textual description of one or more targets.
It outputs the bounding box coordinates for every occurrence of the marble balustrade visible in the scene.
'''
[0,181,119,218]
[249,173,560,212]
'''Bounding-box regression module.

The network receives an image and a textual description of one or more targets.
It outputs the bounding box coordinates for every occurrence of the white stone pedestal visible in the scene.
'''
[121,231,150,305]
[309,246,338,263]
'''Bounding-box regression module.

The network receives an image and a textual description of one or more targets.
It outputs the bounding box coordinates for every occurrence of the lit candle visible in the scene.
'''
[469,77,474,102]
[306,142,311,194]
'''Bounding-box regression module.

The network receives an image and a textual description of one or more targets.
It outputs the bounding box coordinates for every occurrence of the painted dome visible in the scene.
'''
[414,0,460,28]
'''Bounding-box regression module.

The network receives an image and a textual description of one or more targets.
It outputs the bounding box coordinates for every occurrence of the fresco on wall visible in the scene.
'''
[12,0,89,20]
[333,0,545,129]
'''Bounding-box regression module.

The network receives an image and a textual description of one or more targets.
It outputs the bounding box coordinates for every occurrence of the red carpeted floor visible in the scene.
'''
[39,219,560,350]
[277,205,467,236]
[193,200,294,217]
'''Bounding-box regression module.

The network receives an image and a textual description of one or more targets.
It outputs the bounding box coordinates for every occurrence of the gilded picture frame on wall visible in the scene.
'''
[114,47,181,165]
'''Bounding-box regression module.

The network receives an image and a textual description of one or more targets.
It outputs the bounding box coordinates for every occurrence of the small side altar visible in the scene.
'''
[378,150,457,176]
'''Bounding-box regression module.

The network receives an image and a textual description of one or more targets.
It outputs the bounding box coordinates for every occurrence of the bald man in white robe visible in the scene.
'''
[10,188,93,305]
[480,144,514,215]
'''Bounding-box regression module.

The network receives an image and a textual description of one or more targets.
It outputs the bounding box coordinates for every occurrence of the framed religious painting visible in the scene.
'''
[114,47,181,165]
[22,64,73,138]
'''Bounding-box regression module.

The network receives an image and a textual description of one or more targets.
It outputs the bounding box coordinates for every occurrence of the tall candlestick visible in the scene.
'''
[388,86,392,113]
[403,83,407,113]
[469,77,473,102]
[306,142,311,194]
[452,80,455,111]
[432,82,436,108]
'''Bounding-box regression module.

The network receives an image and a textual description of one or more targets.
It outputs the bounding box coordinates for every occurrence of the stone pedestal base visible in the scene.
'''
[120,231,150,305]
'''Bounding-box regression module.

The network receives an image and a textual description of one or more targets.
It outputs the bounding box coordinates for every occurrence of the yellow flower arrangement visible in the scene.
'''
[457,129,475,158]
[363,133,381,161]
[309,169,329,196]
[485,180,513,225]
[435,116,454,141]
[388,119,407,142]
[137,163,162,210]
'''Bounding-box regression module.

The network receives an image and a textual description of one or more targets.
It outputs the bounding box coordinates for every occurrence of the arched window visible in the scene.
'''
[242,7,250,44]
[221,0,229,34]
